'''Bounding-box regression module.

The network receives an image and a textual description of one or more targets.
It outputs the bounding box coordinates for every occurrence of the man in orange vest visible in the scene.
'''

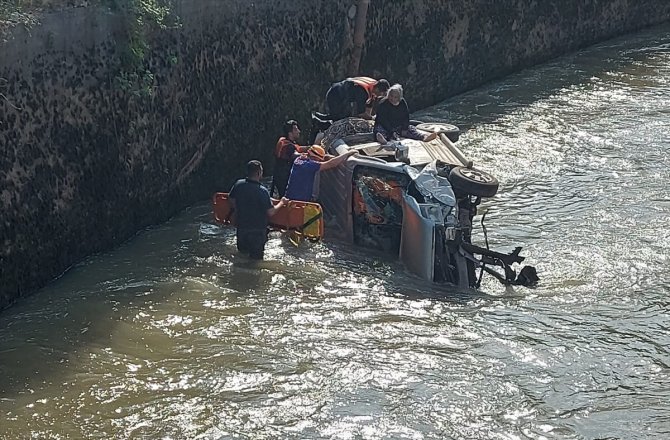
[272,120,310,198]
[324,77,390,121]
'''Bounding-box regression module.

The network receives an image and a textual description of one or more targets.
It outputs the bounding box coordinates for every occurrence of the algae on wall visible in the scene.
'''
[2,0,670,310]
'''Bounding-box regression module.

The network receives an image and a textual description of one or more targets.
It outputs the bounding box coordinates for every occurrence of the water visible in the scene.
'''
[2,24,670,439]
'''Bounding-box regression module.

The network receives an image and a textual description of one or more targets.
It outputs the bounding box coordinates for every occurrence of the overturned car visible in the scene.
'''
[314,118,538,290]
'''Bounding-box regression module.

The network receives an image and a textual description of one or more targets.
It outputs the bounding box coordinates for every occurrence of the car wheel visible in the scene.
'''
[449,166,499,197]
[415,122,460,143]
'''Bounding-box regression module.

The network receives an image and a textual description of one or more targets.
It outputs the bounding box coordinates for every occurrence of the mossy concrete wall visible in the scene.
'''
[1,0,669,310]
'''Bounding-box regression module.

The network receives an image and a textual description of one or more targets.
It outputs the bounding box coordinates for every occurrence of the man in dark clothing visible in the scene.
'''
[229,160,287,260]
[272,120,309,198]
[324,77,390,121]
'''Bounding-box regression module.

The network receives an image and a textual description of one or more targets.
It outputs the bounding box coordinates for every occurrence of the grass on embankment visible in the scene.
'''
[0,1,110,39]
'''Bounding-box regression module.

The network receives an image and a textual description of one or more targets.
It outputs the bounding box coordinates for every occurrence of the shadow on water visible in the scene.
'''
[415,22,670,129]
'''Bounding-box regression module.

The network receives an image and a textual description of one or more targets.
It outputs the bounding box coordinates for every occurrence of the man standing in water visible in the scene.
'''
[229,160,287,260]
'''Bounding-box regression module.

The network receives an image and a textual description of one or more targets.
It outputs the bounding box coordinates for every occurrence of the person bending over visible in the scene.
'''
[285,146,358,202]
[325,77,390,121]
[373,84,438,145]
[229,160,287,260]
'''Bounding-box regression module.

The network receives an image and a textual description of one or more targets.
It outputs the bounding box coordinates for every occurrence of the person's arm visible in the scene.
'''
[369,96,383,117]
[228,184,238,211]
[267,197,288,217]
[287,144,304,162]
[353,86,372,119]
[400,99,411,129]
[357,108,373,120]
[375,100,391,131]
[319,150,358,171]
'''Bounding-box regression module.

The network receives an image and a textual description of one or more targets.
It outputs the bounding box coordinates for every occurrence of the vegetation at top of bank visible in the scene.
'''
[1,1,90,33]
[0,0,178,41]
[105,0,181,97]
[0,1,39,37]
[0,0,172,21]
[1,0,180,97]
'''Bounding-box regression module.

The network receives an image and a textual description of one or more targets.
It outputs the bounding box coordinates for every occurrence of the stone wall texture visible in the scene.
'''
[2,0,669,309]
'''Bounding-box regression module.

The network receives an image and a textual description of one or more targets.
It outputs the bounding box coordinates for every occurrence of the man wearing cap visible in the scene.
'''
[229,160,288,260]
[285,146,358,202]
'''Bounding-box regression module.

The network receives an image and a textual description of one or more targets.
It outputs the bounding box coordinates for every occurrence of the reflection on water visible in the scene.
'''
[2,23,670,439]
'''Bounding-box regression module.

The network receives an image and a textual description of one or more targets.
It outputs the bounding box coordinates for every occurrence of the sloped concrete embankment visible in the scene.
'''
[1,0,669,309]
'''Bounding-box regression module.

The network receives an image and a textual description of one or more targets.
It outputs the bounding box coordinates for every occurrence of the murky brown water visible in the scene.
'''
[2,24,670,439]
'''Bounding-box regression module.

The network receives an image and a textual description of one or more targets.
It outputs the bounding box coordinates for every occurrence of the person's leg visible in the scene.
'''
[248,248,264,260]
[273,170,289,198]
[402,125,437,142]
[374,125,390,145]
[236,231,251,255]
[276,180,286,198]
[423,130,438,142]
[310,112,332,144]
[326,84,350,121]
[247,231,268,260]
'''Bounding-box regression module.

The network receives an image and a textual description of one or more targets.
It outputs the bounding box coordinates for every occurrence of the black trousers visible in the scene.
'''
[325,81,355,121]
[272,161,291,198]
[236,229,268,260]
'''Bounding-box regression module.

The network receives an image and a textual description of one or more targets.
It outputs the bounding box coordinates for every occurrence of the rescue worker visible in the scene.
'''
[272,120,309,197]
[324,77,390,121]
[285,146,358,202]
[229,160,288,260]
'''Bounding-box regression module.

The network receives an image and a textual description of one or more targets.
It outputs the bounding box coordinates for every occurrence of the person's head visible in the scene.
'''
[307,145,326,162]
[387,84,403,106]
[246,160,263,180]
[373,79,390,98]
[283,120,301,142]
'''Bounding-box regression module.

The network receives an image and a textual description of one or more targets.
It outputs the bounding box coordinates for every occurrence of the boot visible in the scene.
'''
[311,112,333,132]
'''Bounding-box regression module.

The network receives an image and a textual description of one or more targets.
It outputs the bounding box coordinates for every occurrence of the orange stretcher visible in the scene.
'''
[212,192,324,240]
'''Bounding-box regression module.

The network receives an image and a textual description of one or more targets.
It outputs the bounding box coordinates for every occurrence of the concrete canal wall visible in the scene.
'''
[2,0,669,309]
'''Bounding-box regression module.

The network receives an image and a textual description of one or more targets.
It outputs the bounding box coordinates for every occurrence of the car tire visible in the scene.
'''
[449,166,499,198]
[415,122,460,143]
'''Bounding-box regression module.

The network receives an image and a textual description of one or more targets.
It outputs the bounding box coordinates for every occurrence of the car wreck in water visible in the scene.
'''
[313,118,538,290]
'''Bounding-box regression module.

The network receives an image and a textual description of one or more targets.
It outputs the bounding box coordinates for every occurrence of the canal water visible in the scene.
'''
[1,24,669,439]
